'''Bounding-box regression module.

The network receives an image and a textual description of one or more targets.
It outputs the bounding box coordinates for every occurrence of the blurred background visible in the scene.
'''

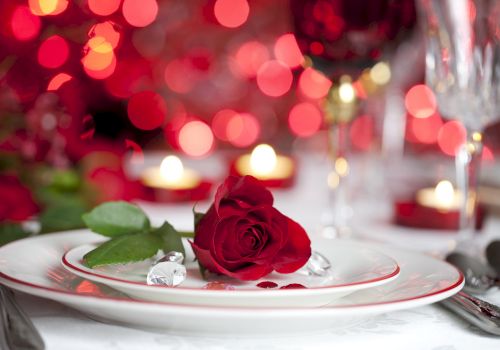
[1,0,499,243]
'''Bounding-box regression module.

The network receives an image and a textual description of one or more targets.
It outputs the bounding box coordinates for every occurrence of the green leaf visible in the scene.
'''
[83,233,162,268]
[39,202,87,233]
[152,221,185,257]
[193,206,204,231]
[82,201,150,237]
[51,169,81,192]
[0,223,30,246]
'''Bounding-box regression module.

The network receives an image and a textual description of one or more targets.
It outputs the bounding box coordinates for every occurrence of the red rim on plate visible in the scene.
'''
[61,247,401,293]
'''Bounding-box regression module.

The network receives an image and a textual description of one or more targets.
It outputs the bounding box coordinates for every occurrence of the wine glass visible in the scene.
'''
[289,0,417,237]
[419,0,500,241]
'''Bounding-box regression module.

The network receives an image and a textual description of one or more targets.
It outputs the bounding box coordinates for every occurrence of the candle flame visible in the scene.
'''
[339,81,355,103]
[250,144,277,176]
[435,180,455,208]
[160,155,184,183]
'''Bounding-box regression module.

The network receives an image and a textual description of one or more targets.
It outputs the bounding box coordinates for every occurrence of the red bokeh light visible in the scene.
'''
[84,54,117,79]
[47,73,73,91]
[405,84,437,119]
[226,112,260,147]
[10,6,41,41]
[212,109,238,141]
[482,146,494,163]
[438,121,467,156]
[178,121,214,157]
[350,114,374,151]
[288,102,322,137]
[164,59,197,94]
[29,0,68,16]
[408,113,443,144]
[88,0,121,16]
[88,22,121,49]
[298,67,331,99]
[122,0,158,27]
[232,41,269,78]
[214,0,249,28]
[37,35,70,69]
[274,33,304,69]
[256,60,293,97]
[127,91,167,130]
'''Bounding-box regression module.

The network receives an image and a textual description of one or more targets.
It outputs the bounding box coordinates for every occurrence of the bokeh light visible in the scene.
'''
[288,102,322,137]
[37,35,70,69]
[214,0,250,28]
[226,112,260,147]
[88,22,121,49]
[29,0,69,16]
[178,121,214,157]
[88,0,121,16]
[127,91,167,130]
[10,6,41,41]
[232,41,269,78]
[405,84,437,119]
[407,113,443,144]
[122,0,158,27]
[274,33,304,68]
[83,55,117,79]
[256,60,293,97]
[438,121,467,156]
[47,73,73,91]
[212,109,238,141]
[164,59,197,94]
[350,115,374,150]
[298,67,332,99]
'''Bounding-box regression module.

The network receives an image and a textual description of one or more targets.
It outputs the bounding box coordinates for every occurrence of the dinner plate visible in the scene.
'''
[61,238,400,307]
[0,230,463,335]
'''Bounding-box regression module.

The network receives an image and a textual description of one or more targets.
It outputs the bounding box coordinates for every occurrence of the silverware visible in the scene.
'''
[0,285,45,350]
[446,252,500,294]
[486,240,500,276]
[441,291,500,336]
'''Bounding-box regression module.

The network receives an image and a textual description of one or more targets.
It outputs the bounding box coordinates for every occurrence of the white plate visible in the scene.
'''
[0,231,463,335]
[61,238,400,307]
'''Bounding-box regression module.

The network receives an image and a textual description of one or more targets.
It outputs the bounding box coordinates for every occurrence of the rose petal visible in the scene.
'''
[193,205,218,249]
[215,176,273,216]
[272,217,311,273]
[189,241,226,275]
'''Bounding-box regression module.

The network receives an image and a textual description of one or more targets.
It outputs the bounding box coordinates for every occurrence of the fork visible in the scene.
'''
[0,285,45,350]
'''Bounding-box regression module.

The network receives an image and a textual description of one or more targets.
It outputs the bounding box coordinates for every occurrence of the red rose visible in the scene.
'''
[191,176,311,281]
[0,175,39,222]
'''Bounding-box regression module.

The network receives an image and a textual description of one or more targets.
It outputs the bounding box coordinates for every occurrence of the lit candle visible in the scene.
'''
[142,155,201,190]
[416,180,462,211]
[234,144,295,182]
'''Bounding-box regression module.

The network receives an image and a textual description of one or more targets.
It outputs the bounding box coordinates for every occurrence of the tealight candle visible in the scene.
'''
[234,144,294,182]
[416,180,462,211]
[142,155,201,190]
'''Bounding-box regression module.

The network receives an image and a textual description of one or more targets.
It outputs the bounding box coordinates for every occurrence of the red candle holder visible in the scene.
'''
[229,155,297,188]
[141,180,212,203]
[394,200,485,231]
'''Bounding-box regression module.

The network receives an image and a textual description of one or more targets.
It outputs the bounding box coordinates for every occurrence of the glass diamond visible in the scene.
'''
[147,261,186,287]
[155,251,184,265]
[305,251,331,276]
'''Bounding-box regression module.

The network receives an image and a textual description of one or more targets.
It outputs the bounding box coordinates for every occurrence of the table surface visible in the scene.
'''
[10,155,500,349]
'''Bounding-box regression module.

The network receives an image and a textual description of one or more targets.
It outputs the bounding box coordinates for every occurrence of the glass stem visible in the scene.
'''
[455,131,483,241]
[325,121,350,237]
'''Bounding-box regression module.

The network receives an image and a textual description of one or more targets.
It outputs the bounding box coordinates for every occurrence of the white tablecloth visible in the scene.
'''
[14,154,500,349]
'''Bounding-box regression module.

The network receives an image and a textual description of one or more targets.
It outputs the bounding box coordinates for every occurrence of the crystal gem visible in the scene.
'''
[305,251,331,276]
[147,261,186,287]
[256,281,278,289]
[203,281,235,290]
[155,251,184,265]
